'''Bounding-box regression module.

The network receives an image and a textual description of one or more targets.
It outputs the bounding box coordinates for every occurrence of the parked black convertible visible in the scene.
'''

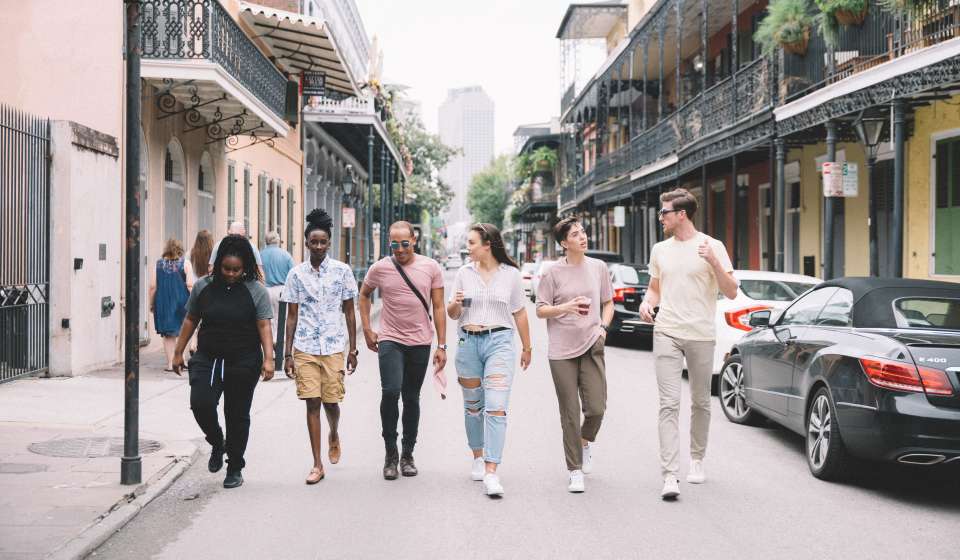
[719,277,960,480]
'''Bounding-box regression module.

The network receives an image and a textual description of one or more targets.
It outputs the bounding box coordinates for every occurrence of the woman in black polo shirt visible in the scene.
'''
[172,235,275,489]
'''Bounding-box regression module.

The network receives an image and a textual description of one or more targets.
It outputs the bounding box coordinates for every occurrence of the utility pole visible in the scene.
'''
[122,0,142,486]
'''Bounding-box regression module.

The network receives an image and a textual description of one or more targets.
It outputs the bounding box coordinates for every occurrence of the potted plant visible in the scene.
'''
[814,0,869,48]
[530,146,559,171]
[755,0,815,56]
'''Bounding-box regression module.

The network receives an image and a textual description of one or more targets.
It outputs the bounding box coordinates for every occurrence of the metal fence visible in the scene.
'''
[1,105,50,383]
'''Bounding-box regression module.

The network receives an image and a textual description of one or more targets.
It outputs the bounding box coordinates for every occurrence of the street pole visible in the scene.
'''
[868,153,878,276]
[775,138,786,273]
[367,126,374,266]
[892,99,905,278]
[824,120,837,280]
[122,0,142,486]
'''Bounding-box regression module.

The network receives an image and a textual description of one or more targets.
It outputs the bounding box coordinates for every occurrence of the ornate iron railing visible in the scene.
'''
[700,77,735,139]
[142,0,287,120]
[735,57,772,118]
[559,183,576,209]
[303,95,375,116]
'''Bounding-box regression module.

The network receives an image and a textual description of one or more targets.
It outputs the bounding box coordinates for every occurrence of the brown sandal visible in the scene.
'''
[305,467,324,485]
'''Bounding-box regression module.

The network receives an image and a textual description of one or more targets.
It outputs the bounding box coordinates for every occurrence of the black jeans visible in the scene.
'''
[188,351,261,472]
[378,341,431,455]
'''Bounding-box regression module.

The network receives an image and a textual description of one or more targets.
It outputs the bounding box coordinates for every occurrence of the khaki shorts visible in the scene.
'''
[293,350,345,402]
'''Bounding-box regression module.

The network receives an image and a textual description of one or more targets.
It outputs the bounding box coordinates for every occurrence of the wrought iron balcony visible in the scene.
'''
[303,95,376,117]
[141,0,287,120]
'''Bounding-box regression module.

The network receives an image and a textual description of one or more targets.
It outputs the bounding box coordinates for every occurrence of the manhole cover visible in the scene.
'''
[0,463,49,474]
[28,437,163,458]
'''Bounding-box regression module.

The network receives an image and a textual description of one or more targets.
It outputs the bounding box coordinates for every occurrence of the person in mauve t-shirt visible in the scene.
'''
[358,221,447,480]
[536,217,614,494]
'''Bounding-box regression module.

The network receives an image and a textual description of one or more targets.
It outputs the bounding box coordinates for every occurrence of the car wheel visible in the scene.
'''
[805,386,851,481]
[718,355,759,425]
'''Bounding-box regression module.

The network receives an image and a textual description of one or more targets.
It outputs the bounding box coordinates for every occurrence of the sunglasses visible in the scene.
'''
[389,240,413,250]
[658,208,683,217]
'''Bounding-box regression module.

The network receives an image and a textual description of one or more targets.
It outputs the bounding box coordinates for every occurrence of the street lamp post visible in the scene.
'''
[342,164,356,268]
[854,111,886,277]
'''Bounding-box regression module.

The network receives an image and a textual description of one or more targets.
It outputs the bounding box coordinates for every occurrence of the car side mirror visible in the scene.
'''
[749,310,772,328]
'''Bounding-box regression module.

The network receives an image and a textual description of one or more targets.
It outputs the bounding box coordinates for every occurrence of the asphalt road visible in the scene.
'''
[91,275,960,560]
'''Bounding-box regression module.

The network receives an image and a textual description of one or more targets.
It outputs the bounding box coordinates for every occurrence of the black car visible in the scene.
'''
[585,250,624,263]
[720,277,960,481]
[606,263,651,338]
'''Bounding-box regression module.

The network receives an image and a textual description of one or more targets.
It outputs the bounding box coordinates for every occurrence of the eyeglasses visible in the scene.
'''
[389,240,412,250]
[658,208,683,217]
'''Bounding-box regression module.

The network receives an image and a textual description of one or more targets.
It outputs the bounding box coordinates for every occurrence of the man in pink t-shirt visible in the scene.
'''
[359,221,447,480]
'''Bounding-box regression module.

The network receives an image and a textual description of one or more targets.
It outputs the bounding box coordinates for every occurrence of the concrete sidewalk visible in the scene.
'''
[0,300,381,560]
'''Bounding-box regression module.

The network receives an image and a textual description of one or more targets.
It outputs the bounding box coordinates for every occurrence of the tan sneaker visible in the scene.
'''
[328,434,341,464]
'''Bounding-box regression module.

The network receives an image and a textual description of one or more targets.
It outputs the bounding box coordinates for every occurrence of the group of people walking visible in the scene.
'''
[163,187,734,501]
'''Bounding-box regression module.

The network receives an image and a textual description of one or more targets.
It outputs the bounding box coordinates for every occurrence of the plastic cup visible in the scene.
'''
[578,298,591,316]
[462,297,472,308]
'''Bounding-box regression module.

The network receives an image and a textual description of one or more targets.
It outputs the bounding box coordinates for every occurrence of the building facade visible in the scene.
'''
[0,0,405,381]
[556,0,960,283]
[439,85,495,226]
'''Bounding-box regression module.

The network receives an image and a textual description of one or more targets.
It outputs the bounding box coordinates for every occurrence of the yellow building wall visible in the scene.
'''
[792,145,822,277]
[907,95,960,281]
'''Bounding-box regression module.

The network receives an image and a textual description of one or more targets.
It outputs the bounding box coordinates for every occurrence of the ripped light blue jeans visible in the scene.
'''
[455,327,516,464]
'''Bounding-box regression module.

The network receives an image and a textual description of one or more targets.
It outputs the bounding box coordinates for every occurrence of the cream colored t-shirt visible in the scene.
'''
[648,232,734,341]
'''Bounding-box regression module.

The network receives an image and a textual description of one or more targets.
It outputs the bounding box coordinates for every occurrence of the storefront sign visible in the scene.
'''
[822,162,858,197]
[301,71,326,97]
[614,205,626,227]
[342,207,356,228]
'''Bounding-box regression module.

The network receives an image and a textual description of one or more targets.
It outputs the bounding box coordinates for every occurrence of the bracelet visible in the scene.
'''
[522,347,533,352]
[284,354,293,359]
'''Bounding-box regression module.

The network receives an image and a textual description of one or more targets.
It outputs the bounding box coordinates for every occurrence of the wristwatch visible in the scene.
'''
[437,344,448,350]
[349,349,359,356]
[600,324,610,333]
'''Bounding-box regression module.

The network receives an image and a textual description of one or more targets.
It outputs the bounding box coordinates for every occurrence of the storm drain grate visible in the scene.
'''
[28,437,164,458]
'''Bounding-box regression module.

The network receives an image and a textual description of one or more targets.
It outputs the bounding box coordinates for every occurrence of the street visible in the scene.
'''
[90,274,960,560]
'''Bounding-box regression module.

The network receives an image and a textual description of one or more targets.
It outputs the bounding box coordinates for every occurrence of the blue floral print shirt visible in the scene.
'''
[281,257,358,356]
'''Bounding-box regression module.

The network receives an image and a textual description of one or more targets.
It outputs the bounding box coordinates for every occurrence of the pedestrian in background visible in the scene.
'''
[172,236,275,489]
[282,209,358,485]
[262,230,295,343]
[446,223,531,497]
[638,188,737,500]
[187,230,214,355]
[536,217,613,494]
[210,221,265,280]
[149,238,193,371]
[359,221,446,480]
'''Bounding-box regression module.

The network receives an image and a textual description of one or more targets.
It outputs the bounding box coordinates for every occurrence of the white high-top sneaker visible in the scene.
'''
[687,460,706,484]
[471,457,485,481]
[581,443,593,475]
[568,470,585,493]
[661,475,680,500]
[483,473,504,496]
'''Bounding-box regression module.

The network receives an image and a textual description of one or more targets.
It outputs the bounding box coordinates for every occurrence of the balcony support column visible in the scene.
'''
[892,98,906,278]
[731,154,739,269]
[731,0,739,122]
[380,144,388,257]
[702,161,710,236]
[658,19,665,121]
[701,0,709,90]
[628,48,635,140]
[676,0,683,107]
[824,120,838,280]
[367,126,375,267]
[775,138,786,273]
[642,36,649,131]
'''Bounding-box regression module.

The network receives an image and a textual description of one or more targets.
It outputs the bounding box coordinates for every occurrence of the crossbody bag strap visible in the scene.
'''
[391,257,432,321]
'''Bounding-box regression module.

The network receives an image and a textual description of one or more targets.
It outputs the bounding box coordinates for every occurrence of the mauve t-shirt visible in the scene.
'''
[363,255,444,346]
[536,256,613,360]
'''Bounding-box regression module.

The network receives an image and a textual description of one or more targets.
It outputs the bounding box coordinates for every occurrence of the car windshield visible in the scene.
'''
[893,297,960,329]
[740,279,817,302]
[619,266,650,285]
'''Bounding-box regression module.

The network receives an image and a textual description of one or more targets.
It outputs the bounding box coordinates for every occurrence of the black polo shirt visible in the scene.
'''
[186,277,273,359]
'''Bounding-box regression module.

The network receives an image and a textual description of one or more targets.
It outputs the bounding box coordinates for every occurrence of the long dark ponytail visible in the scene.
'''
[471,223,518,269]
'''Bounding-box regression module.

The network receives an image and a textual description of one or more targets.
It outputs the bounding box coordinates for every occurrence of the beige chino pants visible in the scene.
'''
[653,331,715,478]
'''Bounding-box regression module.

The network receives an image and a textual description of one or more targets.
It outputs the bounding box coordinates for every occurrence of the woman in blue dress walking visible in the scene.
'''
[150,238,193,371]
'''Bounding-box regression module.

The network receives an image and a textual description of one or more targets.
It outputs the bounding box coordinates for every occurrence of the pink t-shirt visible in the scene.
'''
[536,256,614,360]
[364,255,444,346]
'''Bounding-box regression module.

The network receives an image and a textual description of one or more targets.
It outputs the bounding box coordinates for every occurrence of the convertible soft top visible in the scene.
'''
[817,277,960,328]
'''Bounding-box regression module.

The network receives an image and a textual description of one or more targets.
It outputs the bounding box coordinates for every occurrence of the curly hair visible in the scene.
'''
[212,234,262,283]
[305,208,333,239]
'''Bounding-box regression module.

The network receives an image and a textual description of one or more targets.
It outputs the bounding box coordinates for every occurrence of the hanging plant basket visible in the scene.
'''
[782,28,811,55]
[835,4,868,25]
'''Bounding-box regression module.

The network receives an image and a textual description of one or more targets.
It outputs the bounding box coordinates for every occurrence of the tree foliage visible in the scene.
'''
[400,115,458,216]
[467,155,512,229]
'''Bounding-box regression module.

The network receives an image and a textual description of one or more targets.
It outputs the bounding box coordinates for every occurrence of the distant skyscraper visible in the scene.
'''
[438,86,494,226]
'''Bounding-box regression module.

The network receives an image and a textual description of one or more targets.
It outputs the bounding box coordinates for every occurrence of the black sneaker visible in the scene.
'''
[208,447,224,473]
[223,470,244,489]
[383,450,399,481]
[399,454,418,477]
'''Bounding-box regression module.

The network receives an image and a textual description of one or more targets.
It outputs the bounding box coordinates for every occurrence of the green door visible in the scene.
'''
[935,138,960,275]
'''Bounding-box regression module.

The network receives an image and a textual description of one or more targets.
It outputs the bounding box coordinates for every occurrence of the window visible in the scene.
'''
[894,297,960,329]
[286,187,296,256]
[779,287,839,326]
[619,266,651,286]
[815,288,853,327]
[257,174,268,249]
[934,136,960,275]
[740,279,816,302]
[227,162,236,226]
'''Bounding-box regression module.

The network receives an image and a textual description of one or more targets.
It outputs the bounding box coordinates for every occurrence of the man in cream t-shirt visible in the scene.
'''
[639,188,738,500]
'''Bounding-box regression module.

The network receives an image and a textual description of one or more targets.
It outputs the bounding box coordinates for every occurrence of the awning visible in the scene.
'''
[239,2,360,96]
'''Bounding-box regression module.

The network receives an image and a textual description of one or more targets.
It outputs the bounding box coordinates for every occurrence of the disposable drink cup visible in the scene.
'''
[462,297,472,308]
[578,298,591,316]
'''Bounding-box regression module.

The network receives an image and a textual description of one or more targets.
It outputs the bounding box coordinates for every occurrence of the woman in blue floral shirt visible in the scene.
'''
[282,209,358,485]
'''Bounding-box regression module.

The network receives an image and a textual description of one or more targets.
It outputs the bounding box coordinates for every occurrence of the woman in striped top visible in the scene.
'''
[446,223,532,498]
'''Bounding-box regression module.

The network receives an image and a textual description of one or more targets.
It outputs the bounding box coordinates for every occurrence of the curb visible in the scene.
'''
[46,443,201,560]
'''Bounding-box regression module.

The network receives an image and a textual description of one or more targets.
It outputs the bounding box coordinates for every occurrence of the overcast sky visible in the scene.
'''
[353,0,574,155]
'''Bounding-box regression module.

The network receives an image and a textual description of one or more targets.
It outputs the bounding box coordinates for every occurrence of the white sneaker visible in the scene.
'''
[471,457,485,481]
[567,470,585,493]
[581,443,593,475]
[661,475,680,500]
[483,473,504,496]
[686,460,705,484]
